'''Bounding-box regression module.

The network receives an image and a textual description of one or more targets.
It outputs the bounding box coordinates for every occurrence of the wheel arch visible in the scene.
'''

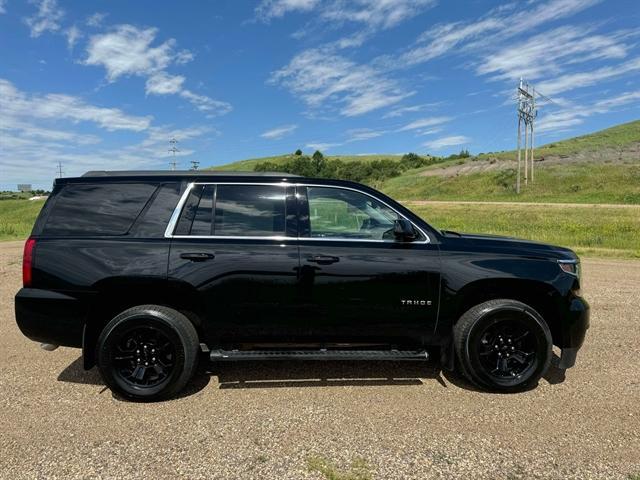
[449,278,564,347]
[82,278,205,369]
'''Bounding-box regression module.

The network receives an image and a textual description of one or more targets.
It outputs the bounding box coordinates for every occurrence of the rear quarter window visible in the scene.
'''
[42,183,158,236]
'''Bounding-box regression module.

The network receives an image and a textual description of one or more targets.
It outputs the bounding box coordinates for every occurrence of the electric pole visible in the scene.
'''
[56,161,64,178]
[190,160,200,171]
[168,137,179,170]
[515,79,537,193]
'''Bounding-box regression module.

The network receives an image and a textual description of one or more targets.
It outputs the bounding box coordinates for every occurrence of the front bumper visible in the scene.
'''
[15,288,86,347]
[558,295,590,369]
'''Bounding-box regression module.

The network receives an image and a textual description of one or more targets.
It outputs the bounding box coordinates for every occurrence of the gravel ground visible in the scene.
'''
[0,240,638,479]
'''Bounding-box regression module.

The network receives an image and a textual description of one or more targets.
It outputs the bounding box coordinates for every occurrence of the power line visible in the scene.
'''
[168,137,179,170]
[56,161,64,178]
[515,78,538,194]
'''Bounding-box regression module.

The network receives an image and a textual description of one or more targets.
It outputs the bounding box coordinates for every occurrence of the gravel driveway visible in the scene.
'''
[0,240,638,479]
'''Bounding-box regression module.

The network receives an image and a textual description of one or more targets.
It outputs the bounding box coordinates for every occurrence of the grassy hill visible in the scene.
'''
[211,120,639,204]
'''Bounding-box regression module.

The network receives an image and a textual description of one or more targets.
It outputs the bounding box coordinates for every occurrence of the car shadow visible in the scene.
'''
[57,355,460,397]
[58,353,559,399]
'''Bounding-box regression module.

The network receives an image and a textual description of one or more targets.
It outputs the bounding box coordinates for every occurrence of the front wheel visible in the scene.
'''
[453,299,552,392]
[96,305,200,401]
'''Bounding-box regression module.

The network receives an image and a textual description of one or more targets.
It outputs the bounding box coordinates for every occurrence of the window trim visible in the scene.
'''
[164,182,431,244]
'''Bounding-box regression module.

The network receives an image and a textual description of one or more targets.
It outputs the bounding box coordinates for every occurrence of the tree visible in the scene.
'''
[312,150,325,174]
[294,149,303,156]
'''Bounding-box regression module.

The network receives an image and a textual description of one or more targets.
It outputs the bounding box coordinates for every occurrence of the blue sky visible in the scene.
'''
[1,0,639,189]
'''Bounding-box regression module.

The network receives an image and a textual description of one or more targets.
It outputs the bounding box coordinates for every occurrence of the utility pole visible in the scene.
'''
[516,78,537,193]
[190,160,200,171]
[168,137,179,170]
[56,161,64,178]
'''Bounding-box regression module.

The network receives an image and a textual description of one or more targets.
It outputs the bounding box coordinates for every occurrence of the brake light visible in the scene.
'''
[23,238,36,287]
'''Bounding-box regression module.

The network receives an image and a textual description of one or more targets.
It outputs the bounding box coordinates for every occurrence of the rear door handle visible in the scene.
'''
[307,255,340,265]
[180,252,215,262]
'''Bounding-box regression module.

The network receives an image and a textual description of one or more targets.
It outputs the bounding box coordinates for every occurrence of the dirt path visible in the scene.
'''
[0,241,639,479]
[402,199,640,208]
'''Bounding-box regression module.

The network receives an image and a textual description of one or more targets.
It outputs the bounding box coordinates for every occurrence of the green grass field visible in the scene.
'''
[211,153,404,172]
[1,198,637,258]
[0,199,45,241]
[411,202,640,258]
[382,162,640,204]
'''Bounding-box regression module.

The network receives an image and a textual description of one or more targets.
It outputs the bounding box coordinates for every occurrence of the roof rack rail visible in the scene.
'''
[81,170,299,178]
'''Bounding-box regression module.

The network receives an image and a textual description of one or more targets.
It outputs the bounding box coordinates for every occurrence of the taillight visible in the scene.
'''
[23,237,36,287]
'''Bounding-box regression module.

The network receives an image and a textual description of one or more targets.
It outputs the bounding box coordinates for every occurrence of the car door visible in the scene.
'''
[296,185,441,347]
[167,182,301,346]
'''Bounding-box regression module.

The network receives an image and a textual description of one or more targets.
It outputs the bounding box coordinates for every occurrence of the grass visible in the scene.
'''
[410,202,640,258]
[382,163,640,204]
[477,119,640,161]
[307,456,372,480]
[0,199,45,241]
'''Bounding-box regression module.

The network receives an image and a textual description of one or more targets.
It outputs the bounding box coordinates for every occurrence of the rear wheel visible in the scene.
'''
[453,299,552,392]
[96,305,199,401]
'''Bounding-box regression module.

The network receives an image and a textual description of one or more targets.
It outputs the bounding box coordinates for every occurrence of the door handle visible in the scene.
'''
[180,252,215,262]
[307,255,340,265]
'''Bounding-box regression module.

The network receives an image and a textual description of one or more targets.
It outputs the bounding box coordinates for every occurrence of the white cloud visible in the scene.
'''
[345,128,385,142]
[86,12,107,27]
[397,0,601,67]
[25,0,64,37]
[260,124,298,139]
[0,0,6,14]
[536,57,640,96]
[84,25,177,81]
[423,135,470,150]
[319,0,436,30]
[398,116,451,131]
[0,80,214,187]
[145,72,186,95]
[383,102,443,118]
[477,27,630,82]
[65,25,81,51]
[270,48,412,116]
[0,78,151,131]
[256,0,319,21]
[84,25,231,116]
[305,142,342,151]
[537,90,640,132]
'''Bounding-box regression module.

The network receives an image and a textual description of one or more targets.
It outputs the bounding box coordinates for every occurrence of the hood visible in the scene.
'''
[441,230,578,260]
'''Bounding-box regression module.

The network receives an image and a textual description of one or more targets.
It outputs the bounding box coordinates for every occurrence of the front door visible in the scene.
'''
[167,183,301,346]
[296,185,440,347]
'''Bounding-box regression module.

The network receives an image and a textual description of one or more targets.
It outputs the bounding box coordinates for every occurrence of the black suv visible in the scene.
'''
[15,171,589,400]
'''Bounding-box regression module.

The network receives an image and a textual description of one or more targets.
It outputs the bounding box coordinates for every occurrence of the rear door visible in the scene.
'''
[296,185,440,347]
[167,183,301,346]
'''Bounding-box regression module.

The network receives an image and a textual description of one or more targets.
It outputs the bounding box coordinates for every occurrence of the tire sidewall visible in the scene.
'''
[97,311,188,400]
[464,303,552,392]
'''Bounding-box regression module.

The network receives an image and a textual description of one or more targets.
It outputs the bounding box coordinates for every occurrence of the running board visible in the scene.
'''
[209,349,429,362]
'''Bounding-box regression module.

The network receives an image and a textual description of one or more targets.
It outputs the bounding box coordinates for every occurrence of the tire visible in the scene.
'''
[96,305,200,401]
[453,299,552,392]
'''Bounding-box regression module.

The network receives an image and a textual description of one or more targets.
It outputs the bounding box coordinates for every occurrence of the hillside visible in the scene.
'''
[210,120,640,204]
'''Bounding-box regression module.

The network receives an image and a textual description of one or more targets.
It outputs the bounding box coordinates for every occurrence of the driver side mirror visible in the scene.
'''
[393,219,417,242]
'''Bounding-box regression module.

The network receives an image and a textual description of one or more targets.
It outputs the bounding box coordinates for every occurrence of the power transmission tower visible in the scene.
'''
[190,160,200,171]
[515,79,537,194]
[56,161,64,178]
[168,137,179,170]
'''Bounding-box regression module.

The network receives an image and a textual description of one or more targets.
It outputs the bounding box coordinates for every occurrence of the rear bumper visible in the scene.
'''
[15,288,86,348]
[558,295,590,368]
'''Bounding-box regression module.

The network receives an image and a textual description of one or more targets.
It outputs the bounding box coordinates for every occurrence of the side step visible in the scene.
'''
[209,349,429,362]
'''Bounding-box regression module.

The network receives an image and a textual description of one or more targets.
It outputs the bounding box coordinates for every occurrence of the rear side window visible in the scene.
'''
[43,183,157,236]
[174,184,286,237]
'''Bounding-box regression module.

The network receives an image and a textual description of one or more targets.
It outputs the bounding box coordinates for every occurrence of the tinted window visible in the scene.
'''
[306,187,400,240]
[215,185,285,236]
[133,183,181,237]
[43,183,157,236]
[174,184,286,237]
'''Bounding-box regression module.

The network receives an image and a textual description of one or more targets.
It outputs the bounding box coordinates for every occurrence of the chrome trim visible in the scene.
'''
[164,181,431,244]
[164,182,196,238]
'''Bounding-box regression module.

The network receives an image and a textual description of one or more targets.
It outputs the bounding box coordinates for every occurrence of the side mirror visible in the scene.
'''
[393,219,416,242]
